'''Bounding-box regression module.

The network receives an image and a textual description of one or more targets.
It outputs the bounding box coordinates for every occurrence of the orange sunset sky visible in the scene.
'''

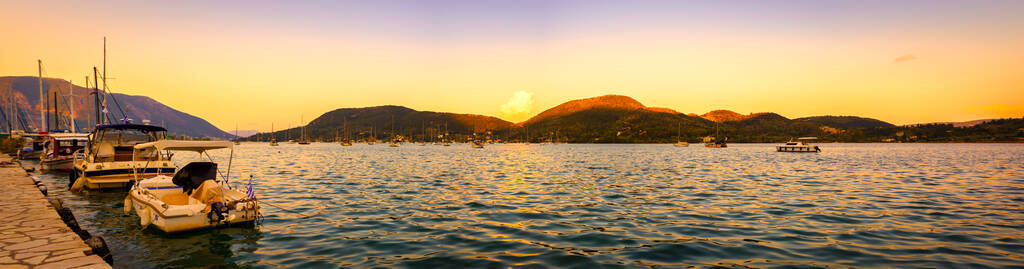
[2,1,1022,132]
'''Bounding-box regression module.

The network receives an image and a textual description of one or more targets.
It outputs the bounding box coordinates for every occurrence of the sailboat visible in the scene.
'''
[388,115,400,147]
[471,120,484,148]
[340,118,352,146]
[367,126,377,145]
[703,122,727,148]
[418,122,427,146]
[674,121,689,147]
[234,124,241,145]
[298,115,310,145]
[269,123,279,146]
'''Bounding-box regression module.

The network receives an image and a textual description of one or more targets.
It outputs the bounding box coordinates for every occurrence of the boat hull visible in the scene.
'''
[71,164,175,191]
[776,146,820,152]
[127,179,259,233]
[40,157,75,172]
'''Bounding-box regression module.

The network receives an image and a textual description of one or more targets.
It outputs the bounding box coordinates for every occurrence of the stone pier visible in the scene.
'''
[0,156,110,269]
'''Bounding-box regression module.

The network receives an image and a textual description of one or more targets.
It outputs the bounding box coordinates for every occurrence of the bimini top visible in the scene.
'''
[95,124,168,132]
[134,140,233,152]
[48,133,89,140]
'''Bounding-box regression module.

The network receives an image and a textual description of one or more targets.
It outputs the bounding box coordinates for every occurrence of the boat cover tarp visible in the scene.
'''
[172,162,219,195]
[190,180,225,213]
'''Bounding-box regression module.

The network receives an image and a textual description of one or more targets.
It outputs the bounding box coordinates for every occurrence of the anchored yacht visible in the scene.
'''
[776,137,821,152]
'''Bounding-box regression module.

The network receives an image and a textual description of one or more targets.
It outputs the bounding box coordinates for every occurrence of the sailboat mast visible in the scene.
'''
[38,59,46,132]
[92,67,101,126]
[52,92,58,130]
[68,80,76,132]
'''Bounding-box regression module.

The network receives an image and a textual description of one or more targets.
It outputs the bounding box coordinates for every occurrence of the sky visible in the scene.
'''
[2,0,1022,132]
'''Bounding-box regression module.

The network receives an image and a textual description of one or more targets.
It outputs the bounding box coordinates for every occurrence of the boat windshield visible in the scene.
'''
[95,129,164,145]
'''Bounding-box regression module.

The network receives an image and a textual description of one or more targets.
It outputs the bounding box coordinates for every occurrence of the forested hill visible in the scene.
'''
[244,94,1024,143]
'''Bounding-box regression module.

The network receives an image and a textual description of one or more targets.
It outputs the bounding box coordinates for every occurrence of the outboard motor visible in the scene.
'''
[208,202,229,223]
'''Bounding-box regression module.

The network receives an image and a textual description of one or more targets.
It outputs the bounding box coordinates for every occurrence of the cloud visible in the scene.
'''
[500,91,535,122]
[892,54,917,64]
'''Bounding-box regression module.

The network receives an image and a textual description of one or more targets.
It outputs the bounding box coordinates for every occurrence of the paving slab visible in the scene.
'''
[0,156,110,269]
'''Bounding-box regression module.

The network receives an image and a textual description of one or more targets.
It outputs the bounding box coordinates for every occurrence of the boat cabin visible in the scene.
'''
[87,124,168,162]
[44,133,89,158]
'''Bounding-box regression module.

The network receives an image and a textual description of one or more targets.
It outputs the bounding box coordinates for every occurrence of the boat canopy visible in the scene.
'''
[95,124,168,132]
[134,140,233,152]
[48,133,89,140]
[797,137,818,140]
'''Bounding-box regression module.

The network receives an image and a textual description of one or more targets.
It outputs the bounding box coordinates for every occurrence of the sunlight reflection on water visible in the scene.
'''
[32,143,1024,268]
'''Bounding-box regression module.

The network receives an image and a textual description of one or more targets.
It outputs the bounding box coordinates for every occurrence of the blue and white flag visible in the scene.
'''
[246,175,256,199]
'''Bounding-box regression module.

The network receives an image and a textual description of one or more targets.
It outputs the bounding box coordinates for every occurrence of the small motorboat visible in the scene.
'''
[17,133,46,160]
[124,140,259,233]
[472,140,485,149]
[776,137,821,152]
[703,136,727,148]
[40,133,89,172]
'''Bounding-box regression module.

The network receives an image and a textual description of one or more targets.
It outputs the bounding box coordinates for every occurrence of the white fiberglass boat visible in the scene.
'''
[71,124,176,192]
[776,137,821,152]
[124,140,260,233]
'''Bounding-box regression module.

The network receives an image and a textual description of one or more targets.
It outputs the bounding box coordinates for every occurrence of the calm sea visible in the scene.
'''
[30,143,1024,268]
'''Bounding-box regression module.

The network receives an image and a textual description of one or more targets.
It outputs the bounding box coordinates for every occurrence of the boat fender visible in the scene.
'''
[38,185,47,196]
[139,207,152,228]
[123,197,133,215]
[31,176,40,184]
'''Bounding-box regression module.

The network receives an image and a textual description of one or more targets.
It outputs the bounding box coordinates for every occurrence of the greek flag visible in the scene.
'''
[246,175,256,199]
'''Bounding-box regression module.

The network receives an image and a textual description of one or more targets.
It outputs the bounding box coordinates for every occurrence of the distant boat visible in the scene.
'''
[704,122,727,148]
[340,118,352,146]
[777,137,821,152]
[472,139,484,148]
[674,121,689,147]
[388,115,399,147]
[234,124,241,145]
[269,123,279,146]
[298,115,310,145]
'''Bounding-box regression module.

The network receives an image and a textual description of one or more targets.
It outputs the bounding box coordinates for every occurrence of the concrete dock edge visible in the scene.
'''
[0,156,111,269]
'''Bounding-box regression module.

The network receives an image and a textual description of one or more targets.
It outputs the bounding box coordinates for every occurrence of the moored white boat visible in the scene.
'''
[776,137,821,152]
[124,140,259,233]
[70,124,176,192]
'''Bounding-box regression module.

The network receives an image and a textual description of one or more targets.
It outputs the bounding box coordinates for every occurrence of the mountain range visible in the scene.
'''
[3,76,1018,143]
[253,94,1023,143]
[0,76,233,139]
